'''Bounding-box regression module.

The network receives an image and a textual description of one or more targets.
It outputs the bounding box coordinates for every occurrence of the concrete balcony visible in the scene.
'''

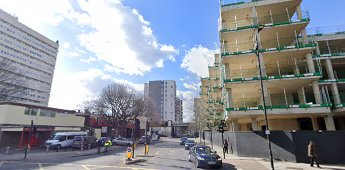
[226,103,332,118]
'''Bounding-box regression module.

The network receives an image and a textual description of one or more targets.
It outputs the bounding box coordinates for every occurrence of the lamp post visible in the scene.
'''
[255,25,275,170]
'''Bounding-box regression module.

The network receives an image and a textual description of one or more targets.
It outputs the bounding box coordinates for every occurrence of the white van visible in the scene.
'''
[45,132,87,149]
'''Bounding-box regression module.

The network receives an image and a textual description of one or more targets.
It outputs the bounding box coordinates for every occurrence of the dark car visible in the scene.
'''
[180,137,188,145]
[188,145,222,168]
[139,136,151,144]
[71,136,97,149]
[185,139,196,150]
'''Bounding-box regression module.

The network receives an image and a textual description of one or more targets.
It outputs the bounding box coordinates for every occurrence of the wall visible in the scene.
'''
[204,130,345,164]
[0,105,85,127]
[269,119,299,131]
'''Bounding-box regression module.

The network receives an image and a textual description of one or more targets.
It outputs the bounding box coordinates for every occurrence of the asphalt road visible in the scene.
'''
[0,138,236,170]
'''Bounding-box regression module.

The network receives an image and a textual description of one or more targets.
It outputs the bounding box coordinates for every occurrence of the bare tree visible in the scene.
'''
[92,83,140,137]
[192,98,209,141]
[0,58,27,102]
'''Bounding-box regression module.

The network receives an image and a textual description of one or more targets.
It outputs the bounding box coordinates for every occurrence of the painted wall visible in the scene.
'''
[0,105,84,127]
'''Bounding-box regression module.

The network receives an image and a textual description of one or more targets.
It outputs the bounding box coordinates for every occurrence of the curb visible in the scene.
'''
[135,154,154,157]
[124,159,146,165]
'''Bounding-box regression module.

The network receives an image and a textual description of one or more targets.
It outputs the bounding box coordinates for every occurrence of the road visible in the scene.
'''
[0,138,236,170]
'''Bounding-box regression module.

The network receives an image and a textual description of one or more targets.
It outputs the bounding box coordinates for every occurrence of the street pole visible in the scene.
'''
[210,128,213,150]
[24,120,33,159]
[220,120,225,159]
[132,116,137,159]
[255,26,275,170]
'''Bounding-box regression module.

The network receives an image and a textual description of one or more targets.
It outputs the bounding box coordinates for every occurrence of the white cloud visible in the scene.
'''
[183,83,199,91]
[181,45,216,77]
[49,67,144,110]
[70,0,178,76]
[0,0,73,32]
[0,0,178,76]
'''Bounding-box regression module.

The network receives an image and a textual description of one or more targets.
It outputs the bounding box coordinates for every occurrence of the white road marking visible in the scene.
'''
[38,163,44,170]
[81,165,90,170]
[3,161,158,170]
[155,149,160,155]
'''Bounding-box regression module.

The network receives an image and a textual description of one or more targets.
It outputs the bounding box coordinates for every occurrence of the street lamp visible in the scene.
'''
[255,25,275,170]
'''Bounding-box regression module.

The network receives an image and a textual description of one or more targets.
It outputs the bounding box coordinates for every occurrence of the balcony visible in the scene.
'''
[222,42,316,57]
[313,53,345,59]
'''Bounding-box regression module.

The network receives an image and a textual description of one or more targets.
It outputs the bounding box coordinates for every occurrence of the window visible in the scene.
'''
[24,108,38,116]
[39,110,56,117]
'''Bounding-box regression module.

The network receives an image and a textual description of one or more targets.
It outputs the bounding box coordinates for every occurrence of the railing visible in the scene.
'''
[224,72,321,83]
[313,53,345,59]
[220,12,310,32]
[307,25,345,36]
[222,41,316,57]
[227,103,332,111]
[221,0,264,7]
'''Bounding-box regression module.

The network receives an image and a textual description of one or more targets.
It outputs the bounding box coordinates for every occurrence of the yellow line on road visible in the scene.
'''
[38,163,44,170]
[81,165,91,170]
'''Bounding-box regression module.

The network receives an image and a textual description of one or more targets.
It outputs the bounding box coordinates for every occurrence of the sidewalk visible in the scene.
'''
[211,145,345,170]
[0,146,123,162]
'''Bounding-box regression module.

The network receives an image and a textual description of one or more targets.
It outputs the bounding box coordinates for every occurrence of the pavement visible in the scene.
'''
[0,137,344,170]
[210,144,345,170]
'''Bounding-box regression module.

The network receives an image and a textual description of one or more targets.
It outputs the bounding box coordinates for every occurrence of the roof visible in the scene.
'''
[0,102,76,113]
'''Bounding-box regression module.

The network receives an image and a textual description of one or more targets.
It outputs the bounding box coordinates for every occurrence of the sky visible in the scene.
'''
[0,0,344,122]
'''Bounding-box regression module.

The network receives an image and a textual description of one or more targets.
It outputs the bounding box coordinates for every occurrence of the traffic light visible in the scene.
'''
[217,120,225,133]
[218,120,225,133]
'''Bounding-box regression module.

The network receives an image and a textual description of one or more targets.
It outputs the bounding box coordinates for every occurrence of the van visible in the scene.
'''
[45,132,87,149]
[71,136,97,149]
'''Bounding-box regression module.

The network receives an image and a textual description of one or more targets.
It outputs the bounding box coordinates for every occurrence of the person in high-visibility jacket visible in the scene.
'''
[104,138,112,154]
[104,139,112,147]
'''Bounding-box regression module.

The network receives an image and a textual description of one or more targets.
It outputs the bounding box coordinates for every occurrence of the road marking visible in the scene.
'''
[155,149,160,155]
[81,165,90,170]
[38,163,44,170]
[0,161,4,166]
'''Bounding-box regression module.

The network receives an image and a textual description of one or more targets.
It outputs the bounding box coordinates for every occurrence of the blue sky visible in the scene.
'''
[1,0,344,121]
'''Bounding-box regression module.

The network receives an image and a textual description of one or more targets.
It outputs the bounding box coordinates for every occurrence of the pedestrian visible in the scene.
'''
[308,141,321,168]
[96,138,103,153]
[104,138,112,154]
[223,139,229,154]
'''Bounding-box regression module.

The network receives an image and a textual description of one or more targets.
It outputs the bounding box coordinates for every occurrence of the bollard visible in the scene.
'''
[46,145,49,152]
[5,147,10,154]
[88,144,91,150]
[81,145,84,151]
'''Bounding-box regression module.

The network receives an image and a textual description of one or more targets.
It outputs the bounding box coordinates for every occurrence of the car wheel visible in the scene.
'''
[188,155,191,162]
[57,145,61,150]
[195,159,200,168]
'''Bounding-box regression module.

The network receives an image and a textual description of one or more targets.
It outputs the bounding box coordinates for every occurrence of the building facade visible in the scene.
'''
[145,80,177,123]
[0,9,59,106]
[0,102,84,148]
[175,98,183,123]
[199,0,345,131]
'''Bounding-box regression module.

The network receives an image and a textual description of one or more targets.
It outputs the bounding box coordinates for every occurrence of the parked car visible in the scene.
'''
[45,132,88,149]
[184,139,196,150]
[180,137,188,145]
[188,145,222,168]
[112,137,133,146]
[138,136,151,144]
[71,136,97,149]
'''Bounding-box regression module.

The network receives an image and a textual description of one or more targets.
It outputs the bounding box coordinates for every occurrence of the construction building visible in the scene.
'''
[199,0,345,131]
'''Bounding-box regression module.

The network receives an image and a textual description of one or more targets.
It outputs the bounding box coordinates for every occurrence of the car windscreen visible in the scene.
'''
[196,147,212,154]
[186,140,195,143]
[181,137,188,141]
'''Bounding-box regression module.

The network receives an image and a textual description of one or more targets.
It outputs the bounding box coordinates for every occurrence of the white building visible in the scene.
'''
[0,9,59,106]
[145,80,177,123]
